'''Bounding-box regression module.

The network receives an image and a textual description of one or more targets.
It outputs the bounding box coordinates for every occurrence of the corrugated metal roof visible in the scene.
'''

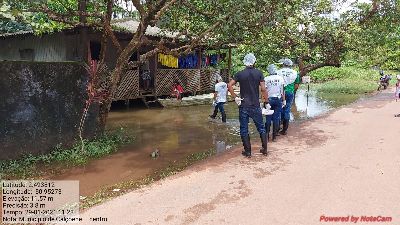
[0,30,34,37]
[111,19,179,38]
[0,19,179,39]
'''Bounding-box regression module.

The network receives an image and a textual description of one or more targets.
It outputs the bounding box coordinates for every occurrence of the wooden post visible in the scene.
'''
[197,49,202,69]
[228,47,232,78]
[153,51,157,93]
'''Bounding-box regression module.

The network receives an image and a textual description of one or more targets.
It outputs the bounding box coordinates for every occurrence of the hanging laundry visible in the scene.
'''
[158,53,178,68]
[178,53,198,69]
[201,56,207,68]
[210,54,218,66]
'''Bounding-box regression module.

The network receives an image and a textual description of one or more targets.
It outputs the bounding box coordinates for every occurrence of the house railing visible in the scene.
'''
[155,69,229,96]
[113,69,140,101]
[112,68,230,100]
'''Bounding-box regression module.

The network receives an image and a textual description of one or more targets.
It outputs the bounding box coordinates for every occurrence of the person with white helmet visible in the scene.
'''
[277,58,300,135]
[228,53,269,157]
[264,64,285,141]
[210,75,228,122]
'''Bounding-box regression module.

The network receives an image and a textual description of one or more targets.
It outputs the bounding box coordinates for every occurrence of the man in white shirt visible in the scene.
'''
[210,76,228,122]
[265,64,285,141]
[278,58,298,135]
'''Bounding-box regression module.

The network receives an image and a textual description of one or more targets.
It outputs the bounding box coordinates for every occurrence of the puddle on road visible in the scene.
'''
[292,89,360,120]
[51,89,360,196]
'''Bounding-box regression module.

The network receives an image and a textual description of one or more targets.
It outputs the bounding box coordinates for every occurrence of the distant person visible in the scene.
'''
[396,75,400,99]
[265,64,285,141]
[395,75,400,117]
[278,58,299,135]
[210,76,228,122]
[141,61,151,91]
[379,70,391,90]
[171,81,184,100]
[228,53,269,157]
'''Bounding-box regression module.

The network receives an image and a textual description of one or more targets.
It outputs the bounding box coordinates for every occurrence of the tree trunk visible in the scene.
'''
[98,37,142,129]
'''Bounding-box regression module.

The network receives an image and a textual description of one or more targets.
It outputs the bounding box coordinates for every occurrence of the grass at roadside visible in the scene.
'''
[309,79,377,94]
[306,66,380,94]
[309,66,378,82]
[0,128,132,179]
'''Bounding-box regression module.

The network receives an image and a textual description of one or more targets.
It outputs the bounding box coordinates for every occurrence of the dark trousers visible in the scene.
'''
[214,102,225,114]
[281,92,294,121]
[265,97,282,135]
[239,106,266,137]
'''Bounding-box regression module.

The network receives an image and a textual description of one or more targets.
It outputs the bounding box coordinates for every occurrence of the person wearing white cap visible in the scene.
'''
[277,58,300,135]
[228,53,269,158]
[210,75,228,122]
[264,64,285,141]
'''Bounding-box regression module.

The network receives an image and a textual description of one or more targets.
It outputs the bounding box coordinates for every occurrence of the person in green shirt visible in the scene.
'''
[284,74,301,93]
[277,59,301,135]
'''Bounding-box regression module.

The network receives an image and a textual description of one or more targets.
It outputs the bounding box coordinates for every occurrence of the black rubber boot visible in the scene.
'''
[265,123,271,141]
[272,123,279,141]
[241,135,251,158]
[221,112,226,123]
[259,133,268,155]
[209,108,218,119]
[272,130,277,141]
[280,119,289,135]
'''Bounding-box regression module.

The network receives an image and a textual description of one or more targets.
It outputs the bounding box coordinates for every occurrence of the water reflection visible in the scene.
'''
[292,89,330,120]
[292,89,360,120]
[51,89,360,195]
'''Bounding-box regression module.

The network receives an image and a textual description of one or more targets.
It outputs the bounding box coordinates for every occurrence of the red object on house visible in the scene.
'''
[175,84,184,93]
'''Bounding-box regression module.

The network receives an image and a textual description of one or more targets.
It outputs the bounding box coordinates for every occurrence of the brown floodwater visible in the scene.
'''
[50,89,360,196]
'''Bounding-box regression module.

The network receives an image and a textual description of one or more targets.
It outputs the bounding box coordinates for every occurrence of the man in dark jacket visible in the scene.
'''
[228,53,269,158]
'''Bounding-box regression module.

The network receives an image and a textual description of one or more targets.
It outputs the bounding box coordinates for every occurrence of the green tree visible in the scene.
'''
[233,0,399,76]
[344,0,400,70]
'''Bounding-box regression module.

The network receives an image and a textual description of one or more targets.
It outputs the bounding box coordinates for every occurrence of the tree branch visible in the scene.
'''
[179,0,213,17]
[131,0,146,18]
[359,0,379,24]
[300,57,341,77]
[151,0,179,24]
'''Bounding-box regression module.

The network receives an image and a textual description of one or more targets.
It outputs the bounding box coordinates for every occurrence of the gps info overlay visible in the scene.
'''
[2,180,80,224]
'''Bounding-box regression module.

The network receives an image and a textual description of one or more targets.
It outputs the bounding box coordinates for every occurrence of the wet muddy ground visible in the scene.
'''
[51,89,361,196]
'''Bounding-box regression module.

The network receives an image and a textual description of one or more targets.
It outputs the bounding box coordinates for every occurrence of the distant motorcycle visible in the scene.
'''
[377,74,391,91]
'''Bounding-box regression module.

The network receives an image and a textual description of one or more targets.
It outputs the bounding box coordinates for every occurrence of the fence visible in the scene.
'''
[113,69,140,101]
[112,68,230,99]
[155,69,228,96]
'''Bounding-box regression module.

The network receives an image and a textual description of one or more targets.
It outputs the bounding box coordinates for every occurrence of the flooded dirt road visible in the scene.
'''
[52,89,361,196]
[79,89,400,225]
